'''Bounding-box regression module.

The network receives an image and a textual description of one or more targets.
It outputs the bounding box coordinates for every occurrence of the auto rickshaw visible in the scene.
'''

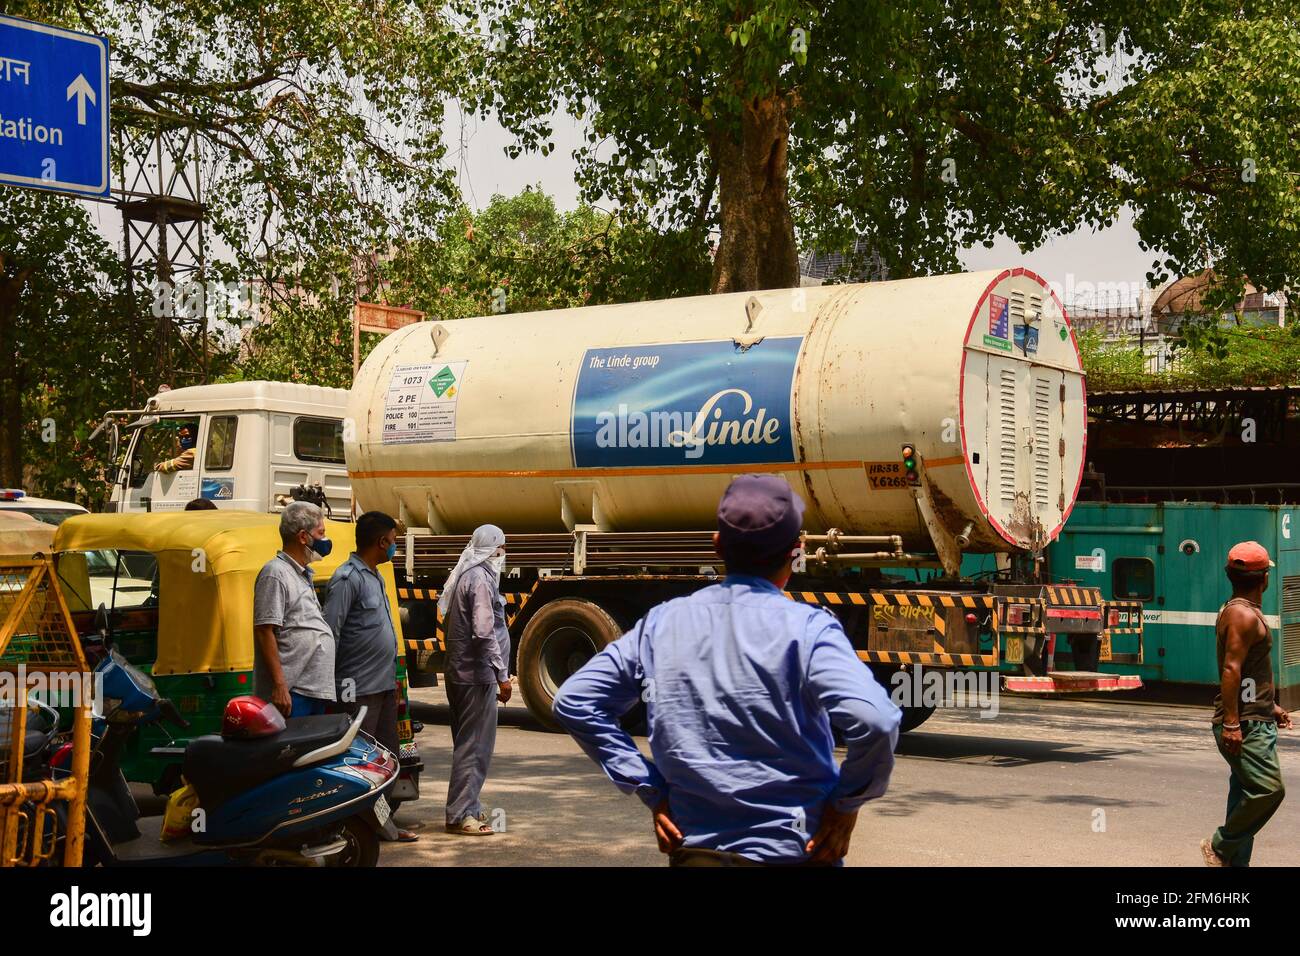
[51,511,423,808]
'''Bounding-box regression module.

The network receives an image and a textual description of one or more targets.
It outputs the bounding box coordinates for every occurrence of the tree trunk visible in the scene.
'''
[708,94,800,294]
[0,268,29,489]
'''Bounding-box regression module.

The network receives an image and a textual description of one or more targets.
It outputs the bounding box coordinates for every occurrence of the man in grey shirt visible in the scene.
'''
[253,501,336,717]
[440,524,510,835]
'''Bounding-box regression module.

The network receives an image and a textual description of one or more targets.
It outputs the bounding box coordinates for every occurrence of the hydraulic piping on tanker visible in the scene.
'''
[801,529,938,569]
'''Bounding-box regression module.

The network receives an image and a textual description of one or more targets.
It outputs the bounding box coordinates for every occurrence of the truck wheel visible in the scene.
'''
[899,704,935,733]
[517,599,622,731]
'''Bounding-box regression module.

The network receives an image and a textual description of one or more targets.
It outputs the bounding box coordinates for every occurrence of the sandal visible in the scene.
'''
[445,816,495,836]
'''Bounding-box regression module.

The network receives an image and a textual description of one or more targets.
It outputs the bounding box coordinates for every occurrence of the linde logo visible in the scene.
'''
[573,337,802,468]
[593,388,784,460]
[49,886,151,936]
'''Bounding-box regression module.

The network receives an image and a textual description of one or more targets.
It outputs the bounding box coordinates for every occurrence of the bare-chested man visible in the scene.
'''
[1201,541,1292,867]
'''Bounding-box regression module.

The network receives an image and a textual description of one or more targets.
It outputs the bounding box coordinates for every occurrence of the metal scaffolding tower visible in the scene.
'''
[116,123,208,389]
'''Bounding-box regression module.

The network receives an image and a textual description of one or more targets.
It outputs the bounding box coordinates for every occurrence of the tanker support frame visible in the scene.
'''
[394,527,1144,733]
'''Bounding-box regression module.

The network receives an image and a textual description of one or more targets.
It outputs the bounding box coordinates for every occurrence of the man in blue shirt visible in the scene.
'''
[553,474,900,866]
[323,509,419,843]
[322,510,401,756]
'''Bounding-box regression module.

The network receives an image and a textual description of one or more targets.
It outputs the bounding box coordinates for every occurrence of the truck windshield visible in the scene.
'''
[128,417,200,488]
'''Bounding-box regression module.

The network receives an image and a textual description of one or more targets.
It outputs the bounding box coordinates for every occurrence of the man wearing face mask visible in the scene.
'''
[440,524,511,835]
[324,511,403,754]
[253,500,337,718]
[154,422,197,473]
[323,510,419,842]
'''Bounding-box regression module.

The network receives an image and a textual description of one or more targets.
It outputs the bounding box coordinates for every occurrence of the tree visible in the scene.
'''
[0,190,146,502]
[383,187,711,318]
[1,0,476,495]
[236,188,712,385]
[9,0,473,335]
[1079,323,1300,392]
[469,1,1300,297]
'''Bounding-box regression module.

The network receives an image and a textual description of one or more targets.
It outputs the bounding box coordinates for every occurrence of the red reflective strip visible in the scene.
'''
[1003,674,1143,693]
[1046,609,1102,620]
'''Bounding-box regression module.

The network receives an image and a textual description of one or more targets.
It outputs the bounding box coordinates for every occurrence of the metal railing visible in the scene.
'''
[0,559,92,867]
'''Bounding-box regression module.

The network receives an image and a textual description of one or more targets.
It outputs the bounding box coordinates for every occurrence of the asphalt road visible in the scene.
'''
[379,685,1300,867]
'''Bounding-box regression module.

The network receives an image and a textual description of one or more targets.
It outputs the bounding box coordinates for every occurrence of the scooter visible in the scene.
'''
[49,649,396,866]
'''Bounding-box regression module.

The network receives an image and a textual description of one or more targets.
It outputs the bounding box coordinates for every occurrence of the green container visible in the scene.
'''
[122,669,255,793]
[1048,502,1300,708]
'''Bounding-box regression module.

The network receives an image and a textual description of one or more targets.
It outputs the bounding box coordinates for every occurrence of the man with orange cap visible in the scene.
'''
[1201,541,1291,867]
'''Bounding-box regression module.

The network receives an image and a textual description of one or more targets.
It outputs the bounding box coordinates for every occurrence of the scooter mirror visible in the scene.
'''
[94,602,113,647]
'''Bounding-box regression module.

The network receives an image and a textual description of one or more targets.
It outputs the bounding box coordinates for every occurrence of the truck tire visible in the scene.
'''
[517,599,623,731]
[899,704,936,733]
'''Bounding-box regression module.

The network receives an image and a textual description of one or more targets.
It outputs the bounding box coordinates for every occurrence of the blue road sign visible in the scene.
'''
[0,15,109,197]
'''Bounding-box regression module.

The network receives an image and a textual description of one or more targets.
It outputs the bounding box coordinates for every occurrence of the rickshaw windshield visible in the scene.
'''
[56,548,157,612]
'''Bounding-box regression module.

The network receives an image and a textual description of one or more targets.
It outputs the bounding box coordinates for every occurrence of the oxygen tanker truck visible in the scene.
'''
[346,267,1144,731]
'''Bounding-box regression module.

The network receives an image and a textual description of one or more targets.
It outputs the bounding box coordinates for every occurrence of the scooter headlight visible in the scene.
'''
[109,648,157,696]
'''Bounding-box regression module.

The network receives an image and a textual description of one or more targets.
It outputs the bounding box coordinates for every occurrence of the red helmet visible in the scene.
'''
[222,696,285,739]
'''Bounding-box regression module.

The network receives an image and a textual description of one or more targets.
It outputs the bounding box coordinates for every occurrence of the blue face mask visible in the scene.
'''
[311,536,333,558]
[385,541,397,562]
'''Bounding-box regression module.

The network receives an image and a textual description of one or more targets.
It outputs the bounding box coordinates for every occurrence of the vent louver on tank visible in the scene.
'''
[1010,290,1026,326]
[1033,376,1051,511]
[999,367,1017,503]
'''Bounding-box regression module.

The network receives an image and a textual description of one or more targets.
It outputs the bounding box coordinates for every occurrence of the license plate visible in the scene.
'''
[373,794,391,826]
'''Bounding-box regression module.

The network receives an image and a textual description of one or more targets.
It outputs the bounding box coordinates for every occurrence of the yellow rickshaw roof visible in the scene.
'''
[53,511,360,577]
[51,511,388,677]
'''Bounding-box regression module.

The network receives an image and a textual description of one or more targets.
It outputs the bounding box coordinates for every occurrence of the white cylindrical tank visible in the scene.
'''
[347,268,1086,553]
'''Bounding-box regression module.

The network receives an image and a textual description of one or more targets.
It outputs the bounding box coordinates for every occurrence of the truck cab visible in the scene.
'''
[103,381,352,517]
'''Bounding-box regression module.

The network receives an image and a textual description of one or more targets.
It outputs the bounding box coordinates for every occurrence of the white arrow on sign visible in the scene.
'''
[66,73,96,125]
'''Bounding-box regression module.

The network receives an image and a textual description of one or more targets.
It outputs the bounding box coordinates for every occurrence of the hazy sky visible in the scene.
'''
[444,103,1157,308]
